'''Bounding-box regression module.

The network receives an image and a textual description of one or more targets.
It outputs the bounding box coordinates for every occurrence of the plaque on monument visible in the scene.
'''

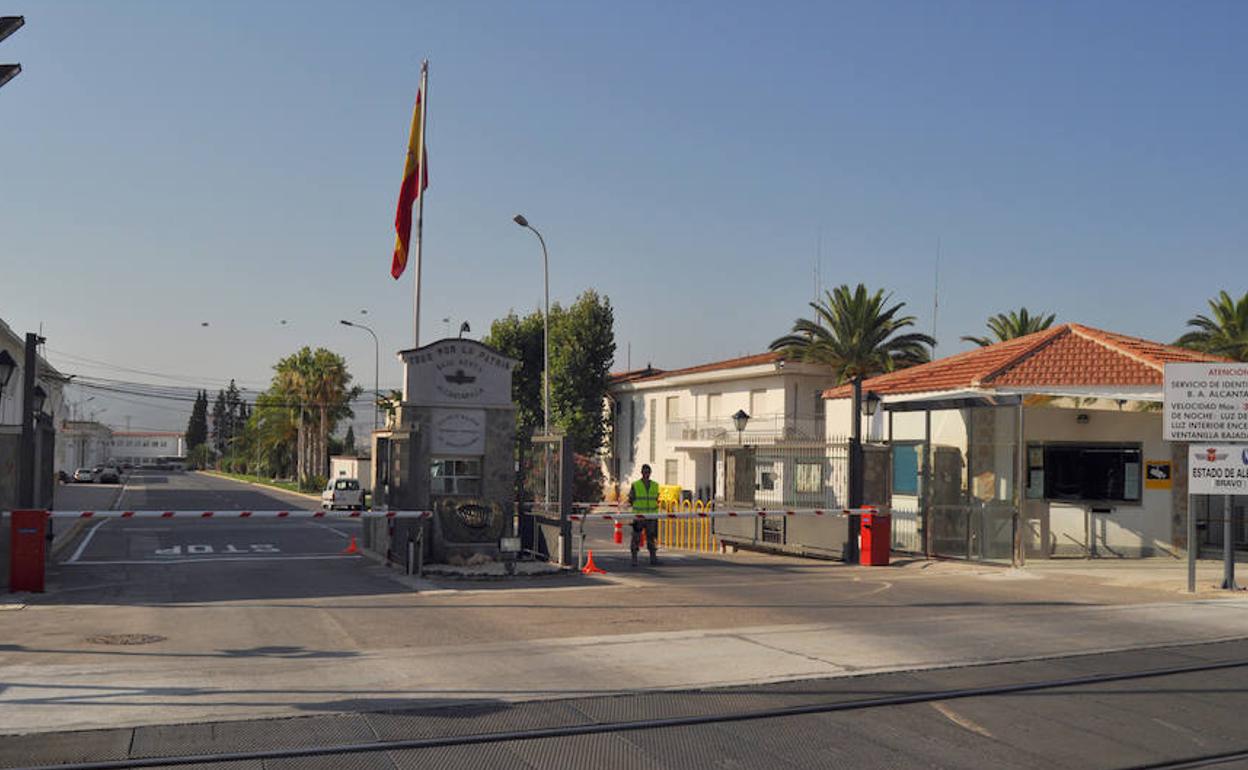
[430,408,485,455]
[401,340,515,408]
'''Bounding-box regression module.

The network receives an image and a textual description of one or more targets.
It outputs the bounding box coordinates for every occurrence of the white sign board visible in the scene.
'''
[430,408,486,455]
[402,340,516,408]
[1163,363,1248,442]
[1188,445,1248,495]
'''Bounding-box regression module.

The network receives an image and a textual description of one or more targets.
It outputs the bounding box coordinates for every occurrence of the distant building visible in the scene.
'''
[108,431,186,466]
[58,420,113,472]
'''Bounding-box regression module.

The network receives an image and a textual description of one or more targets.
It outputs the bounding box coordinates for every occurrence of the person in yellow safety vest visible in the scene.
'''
[628,463,660,566]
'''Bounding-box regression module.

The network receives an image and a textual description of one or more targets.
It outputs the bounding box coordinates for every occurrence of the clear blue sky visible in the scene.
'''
[3,0,1245,433]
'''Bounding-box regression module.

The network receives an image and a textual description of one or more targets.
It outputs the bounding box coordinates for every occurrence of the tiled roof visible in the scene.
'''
[612,352,783,386]
[822,323,1229,399]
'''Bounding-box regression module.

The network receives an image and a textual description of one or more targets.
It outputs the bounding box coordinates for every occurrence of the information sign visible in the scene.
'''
[1163,363,1248,442]
[1188,445,1248,495]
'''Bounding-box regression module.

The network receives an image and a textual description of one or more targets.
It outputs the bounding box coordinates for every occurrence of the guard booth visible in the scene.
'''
[366,339,518,568]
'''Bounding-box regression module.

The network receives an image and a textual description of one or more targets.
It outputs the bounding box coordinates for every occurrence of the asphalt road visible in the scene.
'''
[47,470,388,604]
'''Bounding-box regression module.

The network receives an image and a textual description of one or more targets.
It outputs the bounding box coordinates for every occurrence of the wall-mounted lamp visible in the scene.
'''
[0,349,16,392]
[732,409,750,445]
[863,390,881,417]
[30,383,47,415]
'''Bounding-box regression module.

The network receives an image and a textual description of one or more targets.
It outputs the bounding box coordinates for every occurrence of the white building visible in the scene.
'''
[823,323,1233,560]
[605,353,839,502]
[108,431,186,466]
[57,420,114,473]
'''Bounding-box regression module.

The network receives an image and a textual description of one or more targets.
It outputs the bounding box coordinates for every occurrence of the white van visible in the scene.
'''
[321,478,364,511]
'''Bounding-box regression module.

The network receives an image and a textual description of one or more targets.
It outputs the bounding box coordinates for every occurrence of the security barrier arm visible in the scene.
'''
[18,510,434,519]
[566,507,881,521]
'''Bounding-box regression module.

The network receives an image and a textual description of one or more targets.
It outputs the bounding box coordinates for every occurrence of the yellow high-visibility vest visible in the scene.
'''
[631,479,659,513]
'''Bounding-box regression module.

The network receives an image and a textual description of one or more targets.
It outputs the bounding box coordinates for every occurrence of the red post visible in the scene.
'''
[10,509,48,593]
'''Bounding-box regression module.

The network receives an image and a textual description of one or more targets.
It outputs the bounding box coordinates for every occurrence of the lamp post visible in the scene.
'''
[514,214,552,518]
[17,332,46,507]
[512,214,550,439]
[340,319,379,431]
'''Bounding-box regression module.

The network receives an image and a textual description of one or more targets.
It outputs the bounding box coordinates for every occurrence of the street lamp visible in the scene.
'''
[512,214,550,440]
[30,383,47,416]
[340,319,379,431]
[862,390,880,417]
[733,409,750,445]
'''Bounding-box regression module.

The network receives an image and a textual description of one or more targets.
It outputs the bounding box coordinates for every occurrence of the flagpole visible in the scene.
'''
[413,59,429,349]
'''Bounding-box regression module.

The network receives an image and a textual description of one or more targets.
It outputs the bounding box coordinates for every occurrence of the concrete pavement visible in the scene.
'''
[5,470,1248,740]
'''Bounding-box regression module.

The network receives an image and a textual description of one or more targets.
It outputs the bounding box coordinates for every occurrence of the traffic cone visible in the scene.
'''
[342,536,359,555]
[582,550,606,574]
[612,521,623,544]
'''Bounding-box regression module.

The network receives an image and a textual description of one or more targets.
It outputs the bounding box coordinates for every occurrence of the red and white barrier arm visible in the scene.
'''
[567,507,882,521]
[24,510,434,519]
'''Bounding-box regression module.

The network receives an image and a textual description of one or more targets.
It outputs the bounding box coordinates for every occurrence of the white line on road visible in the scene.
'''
[65,519,109,564]
[309,521,351,539]
[930,701,995,738]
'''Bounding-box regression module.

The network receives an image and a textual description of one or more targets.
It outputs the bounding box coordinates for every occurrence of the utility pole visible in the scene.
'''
[17,332,44,507]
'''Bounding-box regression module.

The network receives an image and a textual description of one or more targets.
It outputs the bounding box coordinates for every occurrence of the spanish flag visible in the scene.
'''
[391,84,428,280]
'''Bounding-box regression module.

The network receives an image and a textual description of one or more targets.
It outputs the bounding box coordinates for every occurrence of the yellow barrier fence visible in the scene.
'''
[657,498,718,553]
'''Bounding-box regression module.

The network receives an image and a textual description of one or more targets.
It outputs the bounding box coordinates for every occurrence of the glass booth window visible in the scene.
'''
[431,457,482,496]
[795,461,823,494]
[1042,444,1141,502]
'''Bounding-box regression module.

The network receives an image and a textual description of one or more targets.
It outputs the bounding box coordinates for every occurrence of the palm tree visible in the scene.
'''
[769,284,934,383]
[961,308,1056,347]
[1176,290,1248,361]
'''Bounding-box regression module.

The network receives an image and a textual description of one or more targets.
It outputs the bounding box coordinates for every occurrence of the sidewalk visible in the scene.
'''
[1019,556,1247,595]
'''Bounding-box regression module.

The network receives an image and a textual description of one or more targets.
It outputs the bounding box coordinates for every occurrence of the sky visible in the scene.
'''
[2,0,1245,436]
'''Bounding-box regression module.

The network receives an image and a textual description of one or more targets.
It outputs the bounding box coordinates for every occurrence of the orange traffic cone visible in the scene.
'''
[342,536,359,555]
[582,549,607,574]
[613,521,623,544]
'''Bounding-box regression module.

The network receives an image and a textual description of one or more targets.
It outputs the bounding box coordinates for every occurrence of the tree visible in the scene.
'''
[185,390,209,452]
[769,284,934,383]
[344,425,356,455]
[1176,290,1248,362]
[271,346,361,488]
[962,308,1057,347]
[210,390,227,457]
[187,443,215,471]
[486,290,616,503]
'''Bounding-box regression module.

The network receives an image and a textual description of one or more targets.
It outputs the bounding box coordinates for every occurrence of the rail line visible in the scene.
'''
[17,654,1248,770]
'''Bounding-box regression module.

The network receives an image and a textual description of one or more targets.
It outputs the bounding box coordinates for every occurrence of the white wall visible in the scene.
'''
[609,371,834,497]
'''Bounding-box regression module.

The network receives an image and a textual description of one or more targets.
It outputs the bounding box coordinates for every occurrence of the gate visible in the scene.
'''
[519,432,573,565]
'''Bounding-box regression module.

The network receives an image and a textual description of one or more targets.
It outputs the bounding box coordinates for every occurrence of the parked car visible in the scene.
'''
[321,477,364,511]
[73,468,96,483]
[95,466,121,484]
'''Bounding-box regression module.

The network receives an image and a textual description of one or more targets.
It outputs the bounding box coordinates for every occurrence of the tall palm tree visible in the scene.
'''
[769,284,934,383]
[961,308,1056,347]
[1176,290,1248,361]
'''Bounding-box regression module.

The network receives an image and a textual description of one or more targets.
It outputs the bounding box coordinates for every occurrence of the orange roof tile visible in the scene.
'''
[823,324,1229,399]
[612,352,783,386]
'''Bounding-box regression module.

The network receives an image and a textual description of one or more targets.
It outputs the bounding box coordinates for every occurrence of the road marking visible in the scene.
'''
[930,701,994,738]
[66,519,109,564]
[63,555,361,565]
[310,521,351,539]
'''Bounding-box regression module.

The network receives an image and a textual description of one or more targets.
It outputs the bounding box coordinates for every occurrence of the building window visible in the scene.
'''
[648,400,657,461]
[756,461,777,491]
[665,459,678,485]
[892,443,922,496]
[431,457,482,496]
[628,398,636,463]
[795,461,823,494]
[707,393,721,419]
[665,396,679,424]
[750,389,767,417]
[1040,444,1142,502]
